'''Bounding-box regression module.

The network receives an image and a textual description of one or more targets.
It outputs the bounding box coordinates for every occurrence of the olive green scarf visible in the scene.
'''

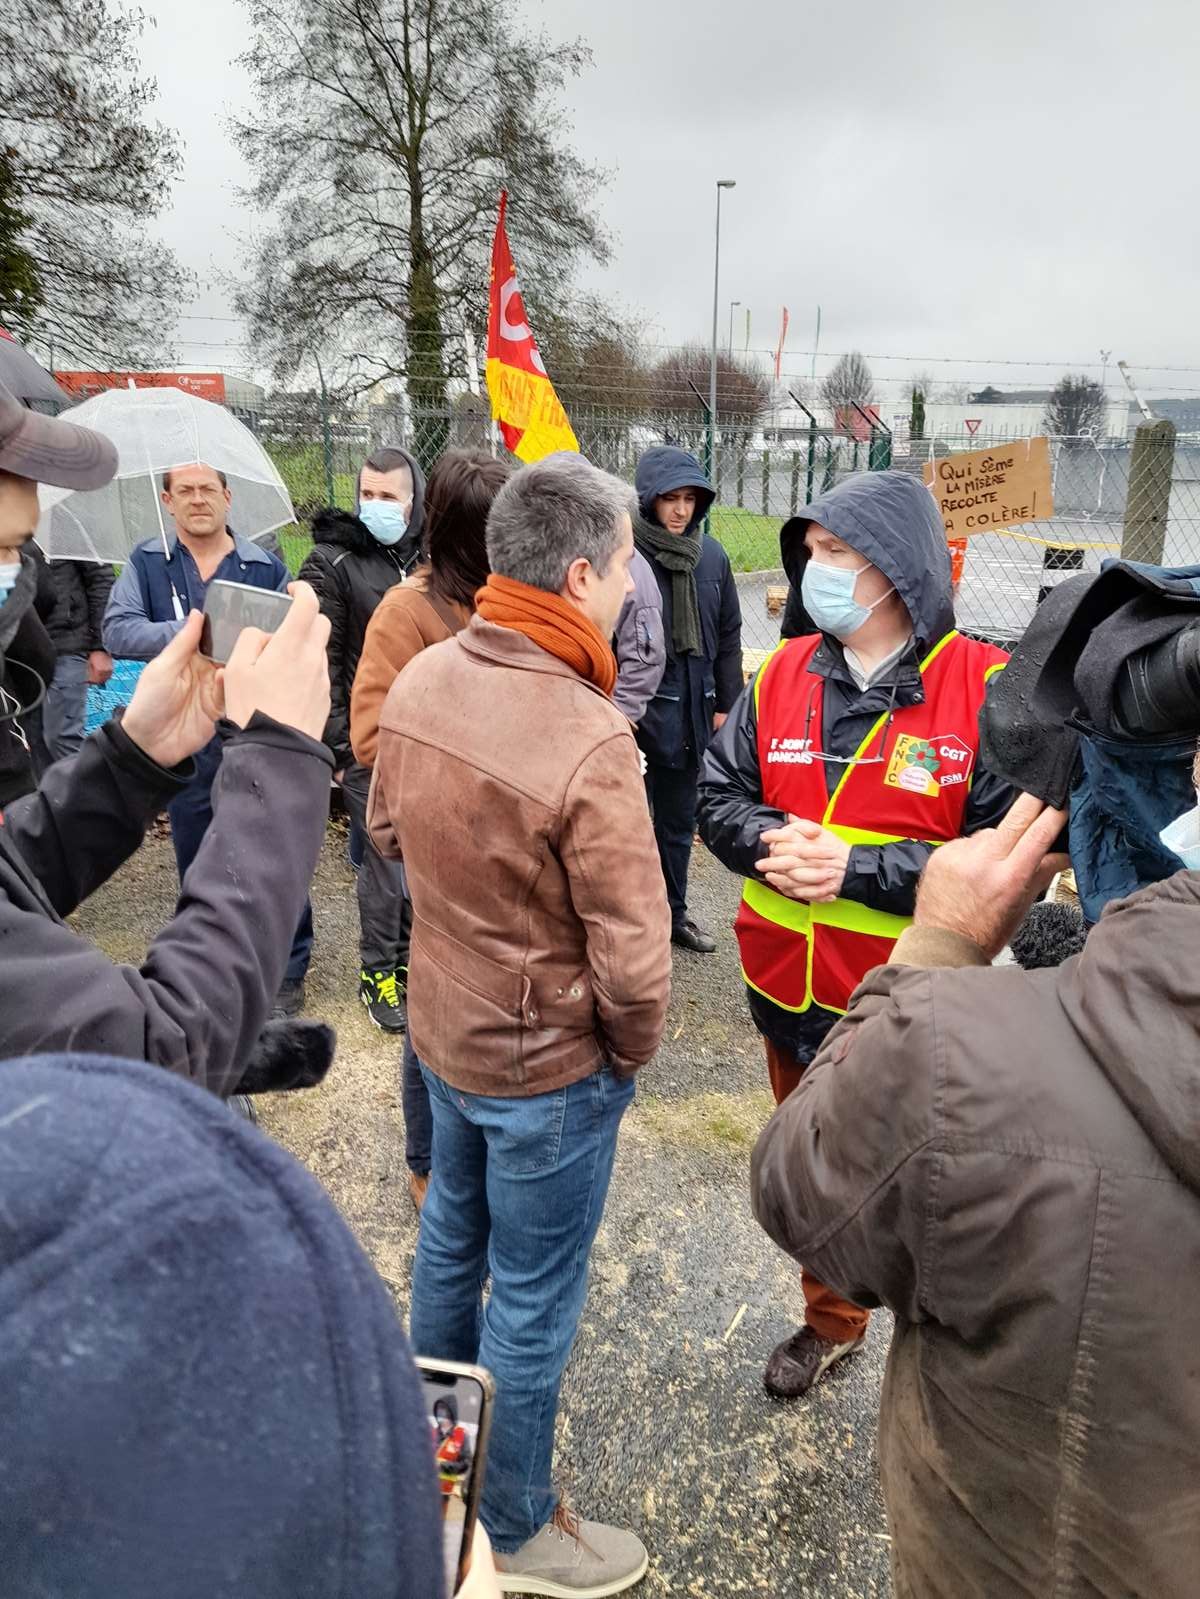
[633,513,703,656]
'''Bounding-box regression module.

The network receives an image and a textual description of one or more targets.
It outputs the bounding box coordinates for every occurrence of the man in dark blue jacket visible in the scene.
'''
[104,461,314,1017]
[634,447,743,953]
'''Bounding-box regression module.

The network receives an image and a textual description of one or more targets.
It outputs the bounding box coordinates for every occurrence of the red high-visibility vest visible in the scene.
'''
[734,630,1007,1016]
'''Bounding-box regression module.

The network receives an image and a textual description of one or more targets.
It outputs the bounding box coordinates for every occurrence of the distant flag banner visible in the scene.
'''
[774,306,789,380]
[486,191,578,462]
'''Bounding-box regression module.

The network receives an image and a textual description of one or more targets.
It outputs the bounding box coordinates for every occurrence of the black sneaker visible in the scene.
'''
[359,967,407,1032]
[271,978,306,1019]
[671,918,717,954]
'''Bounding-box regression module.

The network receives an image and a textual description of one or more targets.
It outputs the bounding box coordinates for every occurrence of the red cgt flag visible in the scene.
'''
[485,191,579,462]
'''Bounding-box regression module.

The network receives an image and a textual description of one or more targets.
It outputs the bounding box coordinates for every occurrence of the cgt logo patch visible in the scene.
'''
[884,733,974,796]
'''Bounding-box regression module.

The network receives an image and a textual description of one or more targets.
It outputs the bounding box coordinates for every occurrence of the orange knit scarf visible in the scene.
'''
[475,573,617,698]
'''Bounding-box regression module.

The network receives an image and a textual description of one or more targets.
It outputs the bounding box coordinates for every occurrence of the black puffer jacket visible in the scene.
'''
[42,557,115,657]
[698,470,1015,1063]
[298,509,413,769]
[0,548,57,806]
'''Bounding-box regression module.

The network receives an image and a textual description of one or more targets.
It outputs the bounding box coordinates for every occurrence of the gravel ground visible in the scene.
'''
[76,821,894,1598]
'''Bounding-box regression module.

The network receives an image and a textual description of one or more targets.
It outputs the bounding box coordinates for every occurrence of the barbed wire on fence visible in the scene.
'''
[257,392,1199,658]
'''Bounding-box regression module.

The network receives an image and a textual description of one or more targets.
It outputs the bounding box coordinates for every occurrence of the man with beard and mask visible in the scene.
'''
[299,446,425,1029]
[0,381,339,1103]
[699,469,1013,1398]
[104,459,314,1020]
[634,446,742,954]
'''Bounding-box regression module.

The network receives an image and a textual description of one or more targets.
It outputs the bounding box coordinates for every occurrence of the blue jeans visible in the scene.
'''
[167,740,314,982]
[410,1059,634,1553]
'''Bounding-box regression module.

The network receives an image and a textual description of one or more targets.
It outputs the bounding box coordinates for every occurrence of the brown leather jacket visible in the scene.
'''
[752,871,1200,1599]
[368,616,671,1096]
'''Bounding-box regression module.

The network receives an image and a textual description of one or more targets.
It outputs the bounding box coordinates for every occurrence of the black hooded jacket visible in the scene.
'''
[633,446,743,769]
[0,547,57,805]
[698,470,1014,1062]
[299,473,425,769]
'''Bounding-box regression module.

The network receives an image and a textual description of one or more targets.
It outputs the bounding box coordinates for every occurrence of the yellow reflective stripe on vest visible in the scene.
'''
[741,876,911,941]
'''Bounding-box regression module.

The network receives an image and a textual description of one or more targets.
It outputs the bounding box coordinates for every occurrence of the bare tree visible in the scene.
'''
[0,153,42,329]
[1045,374,1107,438]
[0,0,186,364]
[232,0,613,415]
[537,318,655,419]
[820,351,874,422]
[648,346,772,430]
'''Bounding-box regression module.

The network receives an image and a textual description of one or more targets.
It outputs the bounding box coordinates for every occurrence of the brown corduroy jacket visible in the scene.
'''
[752,873,1200,1599]
[368,616,672,1096]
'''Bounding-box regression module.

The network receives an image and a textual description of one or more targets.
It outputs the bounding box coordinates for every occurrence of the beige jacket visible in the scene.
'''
[368,616,672,1096]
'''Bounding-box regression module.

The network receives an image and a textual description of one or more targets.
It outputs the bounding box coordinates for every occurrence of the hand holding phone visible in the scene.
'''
[417,1358,495,1597]
[200,579,294,664]
[220,580,331,740]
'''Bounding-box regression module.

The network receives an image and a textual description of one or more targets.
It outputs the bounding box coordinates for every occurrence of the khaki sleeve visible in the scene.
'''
[350,596,428,768]
[750,965,941,1323]
[559,731,672,1074]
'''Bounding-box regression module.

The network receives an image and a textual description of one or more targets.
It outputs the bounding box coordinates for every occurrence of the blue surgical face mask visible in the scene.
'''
[358,500,408,547]
[0,562,19,607]
[1160,796,1200,869]
[801,557,893,640]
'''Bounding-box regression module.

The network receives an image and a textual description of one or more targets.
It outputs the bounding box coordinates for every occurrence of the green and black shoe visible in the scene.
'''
[359,967,407,1033]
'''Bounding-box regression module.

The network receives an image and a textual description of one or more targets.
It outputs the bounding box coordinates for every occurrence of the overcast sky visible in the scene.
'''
[141,0,1200,400]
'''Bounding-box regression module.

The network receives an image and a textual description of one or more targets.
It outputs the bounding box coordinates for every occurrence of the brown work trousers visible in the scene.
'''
[765,1038,871,1344]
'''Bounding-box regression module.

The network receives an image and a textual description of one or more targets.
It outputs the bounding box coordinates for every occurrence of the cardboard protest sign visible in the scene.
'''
[922,437,1054,537]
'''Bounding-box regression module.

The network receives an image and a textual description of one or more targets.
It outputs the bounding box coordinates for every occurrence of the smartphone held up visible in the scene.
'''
[200,579,294,663]
[418,1358,494,1596]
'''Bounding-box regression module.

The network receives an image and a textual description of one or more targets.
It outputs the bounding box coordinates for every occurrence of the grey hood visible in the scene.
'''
[780,470,954,654]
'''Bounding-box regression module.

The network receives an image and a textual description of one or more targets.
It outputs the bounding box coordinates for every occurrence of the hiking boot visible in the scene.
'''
[764,1325,866,1399]
[407,1170,430,1212]
[671,918,716,955]
[495,1503,648,1597]
[359,967,406,1032]
[271,977,306,1020]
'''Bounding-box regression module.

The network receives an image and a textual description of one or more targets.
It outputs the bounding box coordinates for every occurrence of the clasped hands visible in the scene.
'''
[755,813,850,903]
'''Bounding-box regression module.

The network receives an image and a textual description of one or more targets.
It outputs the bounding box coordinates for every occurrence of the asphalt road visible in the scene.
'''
[78,824,895,1599]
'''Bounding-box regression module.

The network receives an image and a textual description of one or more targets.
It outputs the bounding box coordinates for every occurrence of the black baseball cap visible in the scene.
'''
[0,380,117,490]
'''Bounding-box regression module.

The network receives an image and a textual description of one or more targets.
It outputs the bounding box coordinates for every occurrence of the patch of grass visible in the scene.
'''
[710,506,782,574]
[636,1089,777,1156]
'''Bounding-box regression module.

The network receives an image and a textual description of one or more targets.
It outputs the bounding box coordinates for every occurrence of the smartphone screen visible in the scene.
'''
[417,1359,494,1595]
[200,579,293,663]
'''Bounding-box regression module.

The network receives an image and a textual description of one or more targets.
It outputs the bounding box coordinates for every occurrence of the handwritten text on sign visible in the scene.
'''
[922,437,1054,537]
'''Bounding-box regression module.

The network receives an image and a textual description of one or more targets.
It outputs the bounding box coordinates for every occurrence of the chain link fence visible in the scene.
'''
[257,394,1200,666]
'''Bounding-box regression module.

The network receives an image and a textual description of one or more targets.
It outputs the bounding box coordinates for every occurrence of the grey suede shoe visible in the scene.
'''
[495,1504,648,1597]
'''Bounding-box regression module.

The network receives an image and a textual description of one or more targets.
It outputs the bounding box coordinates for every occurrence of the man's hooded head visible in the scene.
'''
[779,471,953,652]
[634,446,714,535]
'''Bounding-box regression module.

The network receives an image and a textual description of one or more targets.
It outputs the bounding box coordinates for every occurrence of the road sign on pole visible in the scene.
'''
[965,418,982,436]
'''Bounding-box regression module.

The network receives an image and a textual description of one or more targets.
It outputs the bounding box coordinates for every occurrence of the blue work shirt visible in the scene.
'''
[103,532,289,662]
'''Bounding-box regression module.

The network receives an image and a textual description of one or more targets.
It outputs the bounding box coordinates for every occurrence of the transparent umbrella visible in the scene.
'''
[34,385,294,567]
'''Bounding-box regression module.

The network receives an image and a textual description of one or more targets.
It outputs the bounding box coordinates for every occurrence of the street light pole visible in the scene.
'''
[728,299,741,357]
[709,179,736,495]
